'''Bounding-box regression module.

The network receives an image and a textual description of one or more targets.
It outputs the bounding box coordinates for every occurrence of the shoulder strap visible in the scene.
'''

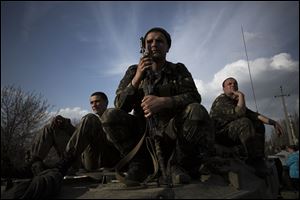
[114,125,160,187]
[114,132,146,184]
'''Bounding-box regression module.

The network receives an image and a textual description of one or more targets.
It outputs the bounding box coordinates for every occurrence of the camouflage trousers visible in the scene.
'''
[65,114,120,170]
[31,123,73,163]
[31,114,120,171]
[216,117,265,158]
[101,103,214,171]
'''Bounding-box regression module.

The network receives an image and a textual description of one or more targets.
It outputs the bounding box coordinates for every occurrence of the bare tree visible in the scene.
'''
[1,85,51,166]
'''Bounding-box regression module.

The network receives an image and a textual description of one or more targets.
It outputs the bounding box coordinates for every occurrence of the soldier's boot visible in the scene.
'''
[170,164,191,184]
[113,138,150,187]
[246,157,271,178]
[1,156,45,179]
[54,150,77,176]
[233,144,248,160]
[2,164,33,179]
[170,143,198,185]
[124,159,149,186]
[128,141,154,185]
[30,160,46,175]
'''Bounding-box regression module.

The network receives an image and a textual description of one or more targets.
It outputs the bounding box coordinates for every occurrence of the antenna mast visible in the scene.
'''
[241,25,259,112]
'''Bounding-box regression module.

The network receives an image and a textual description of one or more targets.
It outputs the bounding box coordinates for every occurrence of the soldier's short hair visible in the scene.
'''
[144,27,171,49]
[222,77,237,88]
[91,92,108,105]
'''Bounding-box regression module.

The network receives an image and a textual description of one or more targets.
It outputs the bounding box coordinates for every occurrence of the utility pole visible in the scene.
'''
[288,113,298,145]
[274,86,295,145]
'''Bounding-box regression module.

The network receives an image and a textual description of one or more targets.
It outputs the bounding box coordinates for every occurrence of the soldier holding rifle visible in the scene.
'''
[101,27,214,187]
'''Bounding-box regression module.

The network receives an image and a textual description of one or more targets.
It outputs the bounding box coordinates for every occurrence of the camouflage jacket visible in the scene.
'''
[114,61,201,125]
[210,93,259,130]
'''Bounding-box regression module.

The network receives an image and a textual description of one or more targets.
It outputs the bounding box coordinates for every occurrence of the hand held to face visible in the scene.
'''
[231,90,243,100]
[132,38,156,88]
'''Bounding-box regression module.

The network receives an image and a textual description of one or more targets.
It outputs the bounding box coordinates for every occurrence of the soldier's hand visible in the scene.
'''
[231,90,244,101]
[141,95,171,118]
[51,115,70,130]
[132,56,153,88]
[274,122,284,137]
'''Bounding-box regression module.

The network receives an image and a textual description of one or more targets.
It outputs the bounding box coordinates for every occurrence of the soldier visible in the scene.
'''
[210,77,284,176]
[55,92,121,175]
[101,27,214,186]
[3,92,120,178]
[29,115,76,175]
[2,115,76,178]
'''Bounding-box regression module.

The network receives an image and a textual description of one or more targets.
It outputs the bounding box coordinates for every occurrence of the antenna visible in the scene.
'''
[241,25,259,113]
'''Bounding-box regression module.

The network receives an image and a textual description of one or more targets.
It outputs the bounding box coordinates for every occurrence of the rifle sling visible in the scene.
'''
[114,131,146,184]
[114,125,160,186]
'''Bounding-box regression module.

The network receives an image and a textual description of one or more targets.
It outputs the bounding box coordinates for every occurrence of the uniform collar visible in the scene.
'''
[161,61,172,75]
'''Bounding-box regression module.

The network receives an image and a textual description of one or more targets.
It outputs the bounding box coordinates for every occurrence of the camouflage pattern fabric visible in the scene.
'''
[210,93,265,158]
[31,123,74,161]
[1,169,63,199]
[101,62,214,169]
[101,108,146,156]
[114,62,201,120]
[65,113,120,170]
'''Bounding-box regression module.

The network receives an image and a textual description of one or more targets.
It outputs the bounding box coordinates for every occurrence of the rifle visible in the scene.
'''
[140,37,172,188]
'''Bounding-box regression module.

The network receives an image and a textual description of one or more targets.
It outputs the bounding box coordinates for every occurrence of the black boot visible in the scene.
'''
[124,160,149,186]
[170,164,191,184]
[171,142,202,184]
[246,157,271,178]
[1,156,45,179]
[31,160,46,175]
[54,151,76,176]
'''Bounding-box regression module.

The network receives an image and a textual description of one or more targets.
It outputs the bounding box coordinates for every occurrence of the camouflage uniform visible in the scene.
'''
[210,93,265,158]
[31,122,74,162]
[65,113,120,170]
[32,114,120,171]
[101,62,214,173]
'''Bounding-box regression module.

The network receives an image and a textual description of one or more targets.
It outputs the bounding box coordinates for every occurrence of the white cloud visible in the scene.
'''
[194,79,206,95]
[195,53,299,115]
[270,53,298,71]
[49,107,89,124]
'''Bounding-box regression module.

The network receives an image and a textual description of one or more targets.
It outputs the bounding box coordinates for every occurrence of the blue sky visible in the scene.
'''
[1,1,299,139]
